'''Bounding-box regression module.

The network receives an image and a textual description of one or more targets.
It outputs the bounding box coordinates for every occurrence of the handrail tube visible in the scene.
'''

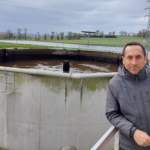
[0,67,117,79]
[91,126,117,150]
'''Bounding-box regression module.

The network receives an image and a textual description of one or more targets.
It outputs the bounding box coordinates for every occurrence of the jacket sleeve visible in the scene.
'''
[105,82,136,138]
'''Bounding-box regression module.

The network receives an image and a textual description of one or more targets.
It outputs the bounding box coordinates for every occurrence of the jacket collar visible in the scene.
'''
[123,65,147,80]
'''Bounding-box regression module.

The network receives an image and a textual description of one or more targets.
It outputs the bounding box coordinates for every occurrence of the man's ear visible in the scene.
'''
[144,55,147,64]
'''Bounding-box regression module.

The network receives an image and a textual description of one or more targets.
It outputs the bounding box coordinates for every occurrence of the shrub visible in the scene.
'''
[105,36,117,38]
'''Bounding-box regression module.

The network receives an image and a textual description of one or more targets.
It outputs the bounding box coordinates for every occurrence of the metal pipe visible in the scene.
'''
[0,67,116,79]
[114,132,119,150]
[90,126,118,150]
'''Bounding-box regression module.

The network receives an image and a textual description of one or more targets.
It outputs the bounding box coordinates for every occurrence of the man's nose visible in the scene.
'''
[132,58,137,65]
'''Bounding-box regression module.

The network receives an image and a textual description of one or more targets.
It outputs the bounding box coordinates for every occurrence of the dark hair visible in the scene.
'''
[122,42,146,57]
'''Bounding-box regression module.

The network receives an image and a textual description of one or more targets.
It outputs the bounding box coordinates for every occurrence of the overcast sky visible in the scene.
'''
[0,0,149,35]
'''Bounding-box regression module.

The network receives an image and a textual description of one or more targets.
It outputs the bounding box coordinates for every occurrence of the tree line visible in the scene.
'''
[119,29,150,38]
[0,28,149,40]
[0,29,82,40]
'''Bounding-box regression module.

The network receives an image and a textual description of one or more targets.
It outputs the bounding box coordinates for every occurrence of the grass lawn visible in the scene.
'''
[0,35,147,48]
[0,42,112,52]
[0,42,59,49]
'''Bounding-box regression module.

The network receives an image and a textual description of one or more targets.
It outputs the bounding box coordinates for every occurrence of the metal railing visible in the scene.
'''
[0,71,15,94]
[0,67,116,79]
[91,126,119,150]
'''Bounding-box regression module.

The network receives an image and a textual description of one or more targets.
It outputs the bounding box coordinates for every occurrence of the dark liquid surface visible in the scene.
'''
[0,59,118,73]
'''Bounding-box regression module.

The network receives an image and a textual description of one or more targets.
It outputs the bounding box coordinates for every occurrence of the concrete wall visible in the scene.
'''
[0,71,113,150]
[0,48,122,65]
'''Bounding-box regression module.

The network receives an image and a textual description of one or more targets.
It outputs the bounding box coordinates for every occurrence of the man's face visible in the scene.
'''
[122,45,147,74]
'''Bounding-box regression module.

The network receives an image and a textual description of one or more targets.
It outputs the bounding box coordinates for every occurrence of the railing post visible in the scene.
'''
[91,126,118,150]
[114,131,119,150]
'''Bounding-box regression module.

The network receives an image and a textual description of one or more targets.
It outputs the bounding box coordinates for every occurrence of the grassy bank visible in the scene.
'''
[0,42,58,49]
[0,42,104,52]
[0,36,147,48]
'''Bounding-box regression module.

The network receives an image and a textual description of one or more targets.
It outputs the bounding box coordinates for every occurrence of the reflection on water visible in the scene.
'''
[0,60,118,73]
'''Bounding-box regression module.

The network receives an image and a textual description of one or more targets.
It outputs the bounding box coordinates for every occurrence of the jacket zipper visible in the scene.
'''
[133,95,142,125]
[136,77,149,133]
[147,91,150,109]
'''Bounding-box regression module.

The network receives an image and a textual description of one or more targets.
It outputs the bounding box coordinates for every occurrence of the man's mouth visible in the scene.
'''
[130,66,138,69]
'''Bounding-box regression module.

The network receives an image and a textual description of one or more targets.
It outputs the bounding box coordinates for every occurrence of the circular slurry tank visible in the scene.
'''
[0,48,121,73]
[0,48,119,150]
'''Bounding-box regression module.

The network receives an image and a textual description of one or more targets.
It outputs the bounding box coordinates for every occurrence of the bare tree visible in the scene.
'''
[37,32,40,40]
[77,33,81,39]
[141,29,147,38]
[51,31,55,39]
[112,31,115,35]
[67,31,72,40]
[119,31,124,36]
[146,30,150,38]
[137,29,148,38]
[35,35,38,40]
[100,31,104,36]
[137,31,142,37]
[24,28,27,40]
[51,31,54,36]
[95,30,99,35]
[1,33,6,39]
[6,29,13,39]
[131,32,136,37]
[72,33,75,39]
[123,31,127,36]
[73,33,81,39]
[50,35,53,40]
[109,32,112,35]
[60,32,64,40]
[17,28,22,40]
[57,34,59,40]
[44,33,47,41]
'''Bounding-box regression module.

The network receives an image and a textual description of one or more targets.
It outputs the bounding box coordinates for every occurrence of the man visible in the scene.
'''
[106,42,150,150]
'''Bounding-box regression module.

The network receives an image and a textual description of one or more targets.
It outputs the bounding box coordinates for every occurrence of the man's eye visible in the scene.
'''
[137,56,141,59]
[128,57,132,59]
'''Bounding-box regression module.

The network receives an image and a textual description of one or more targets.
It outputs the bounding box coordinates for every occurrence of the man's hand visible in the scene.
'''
[134,129,150,147]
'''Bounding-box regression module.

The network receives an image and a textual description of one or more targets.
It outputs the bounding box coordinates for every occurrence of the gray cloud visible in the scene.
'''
[0,0,149,35]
